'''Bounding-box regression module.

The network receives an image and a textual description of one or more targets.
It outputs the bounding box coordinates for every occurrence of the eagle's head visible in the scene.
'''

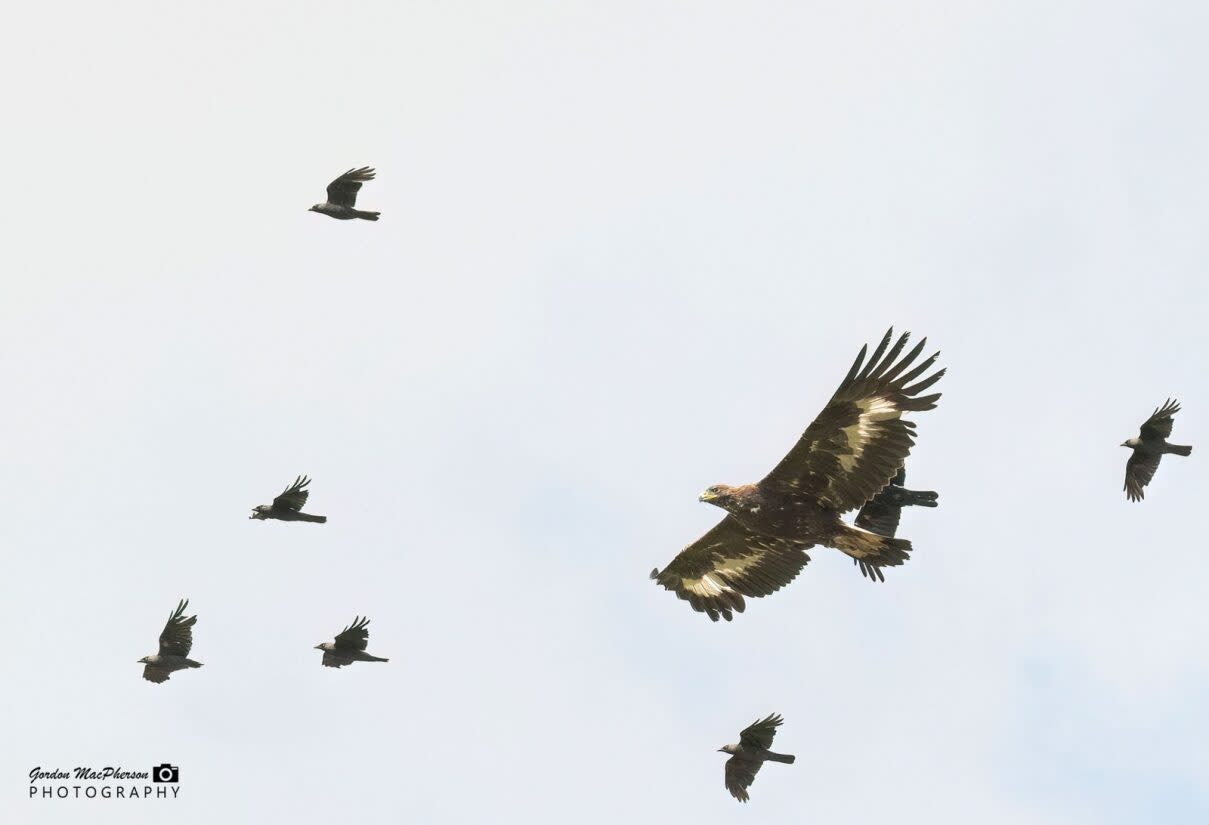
[314,643,331,652]
[701,481,735,500]
[701,484,762,517]
[137,656,150,664]
[1121,438,1140,448]
[717,744,739,755]
[699,484,744,509]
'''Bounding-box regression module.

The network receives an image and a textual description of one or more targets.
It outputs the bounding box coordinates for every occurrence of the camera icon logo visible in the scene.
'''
[152,764,180,783]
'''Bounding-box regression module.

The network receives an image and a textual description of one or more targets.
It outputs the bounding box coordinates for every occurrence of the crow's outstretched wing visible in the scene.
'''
[854,467,907,538]
[142,664,173,683]
[1139,399,1180,441]
[761,329,943,513]
[738,713,783,749]
[326,167,375,207]
[651,519,810,622]
[321,651,354,668]
[157,599,196,657]
[724,757,762,802]
[273,476,311,511]
[1124,451,1161,502]
[333,616,371,652]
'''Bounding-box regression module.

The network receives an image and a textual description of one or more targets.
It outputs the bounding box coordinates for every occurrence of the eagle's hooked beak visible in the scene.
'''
[699,489,718,503]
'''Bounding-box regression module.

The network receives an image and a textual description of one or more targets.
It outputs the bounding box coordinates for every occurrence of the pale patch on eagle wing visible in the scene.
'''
[837,396,901,472]
[678,550,772,598]
[760,329,943,512]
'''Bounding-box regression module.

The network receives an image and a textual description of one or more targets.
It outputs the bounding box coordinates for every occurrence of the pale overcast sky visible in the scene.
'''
[3,2,1208,823]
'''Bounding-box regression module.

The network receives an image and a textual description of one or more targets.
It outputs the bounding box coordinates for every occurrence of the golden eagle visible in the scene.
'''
[650,329,943,621]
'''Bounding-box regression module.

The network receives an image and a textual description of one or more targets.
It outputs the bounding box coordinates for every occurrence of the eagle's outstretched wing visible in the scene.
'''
[651,518,810,622]
[333,616,371,652]
[761,328,943,513]
[326,167,375,207]
[157,599,196,657]
[273,476,311,512]
[1139,398,1180,440]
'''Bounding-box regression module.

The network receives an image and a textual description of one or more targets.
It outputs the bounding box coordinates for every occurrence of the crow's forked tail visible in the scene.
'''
[832,524,912,581]
[765,751,795,764]
[1167,444,1192,456]
[355,210,381,221]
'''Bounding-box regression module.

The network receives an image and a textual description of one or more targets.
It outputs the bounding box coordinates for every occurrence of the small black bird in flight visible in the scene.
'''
[250,475,327,523]
[852,466,938,581]
[309,166,380,221]
[718,714,796,802]
[1122,399,1191,502]
[138,599,202,684]
[315,616,389,668]
[651,328,944,621]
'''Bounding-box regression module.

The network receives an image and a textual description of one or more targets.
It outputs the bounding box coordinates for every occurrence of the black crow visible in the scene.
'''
[718,714,796,802]
[315,617,389,668]
[138,599,202,684]
[1122,399,1191,501]
[309,166,380,221]
[851,466,938,581]
[250,476,327,523]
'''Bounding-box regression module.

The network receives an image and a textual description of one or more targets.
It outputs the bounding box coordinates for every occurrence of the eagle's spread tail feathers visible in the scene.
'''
[831,523,911,582]
[1167,444,1192,456]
